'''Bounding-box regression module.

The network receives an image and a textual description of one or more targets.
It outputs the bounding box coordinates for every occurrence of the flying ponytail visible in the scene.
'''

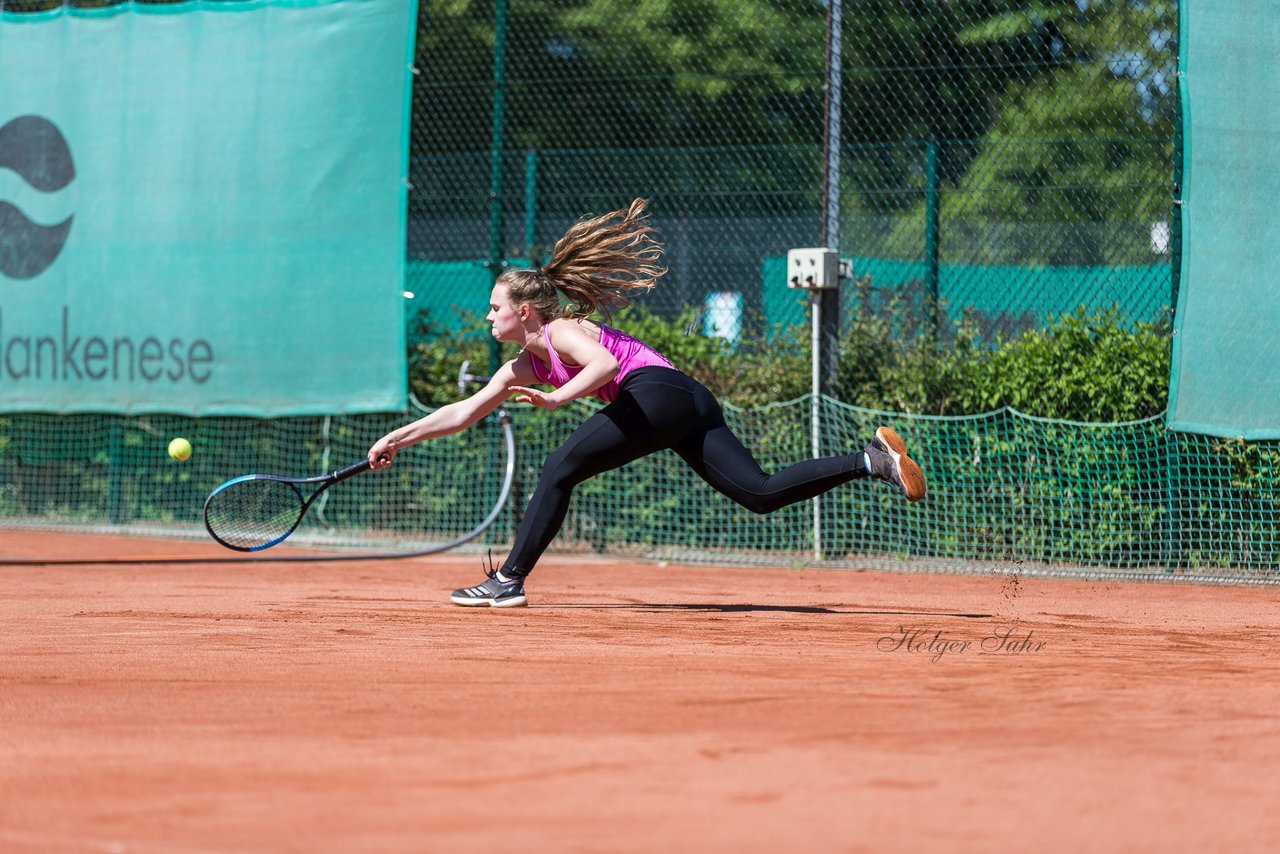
[500,198,666,322]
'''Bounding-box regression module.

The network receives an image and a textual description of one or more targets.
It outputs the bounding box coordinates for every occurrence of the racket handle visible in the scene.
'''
[331,453,392,485]
[330,459,373,484]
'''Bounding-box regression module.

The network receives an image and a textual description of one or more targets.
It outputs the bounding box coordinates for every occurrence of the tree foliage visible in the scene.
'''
[947,1,1178,264]
[416,0,1176,240]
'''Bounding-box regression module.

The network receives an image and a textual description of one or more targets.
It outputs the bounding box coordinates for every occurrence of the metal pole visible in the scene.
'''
[814,0,842,562]
[925,140,940,336]
[1165,2,1187,573]
[821,0,843,350]
[486,0,509,376]
[107,419,125,524]
[524,147,539,265]
[811,288,822,552]
[822,0,842,257]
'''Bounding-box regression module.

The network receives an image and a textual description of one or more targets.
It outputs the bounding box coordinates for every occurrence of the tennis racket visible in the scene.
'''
[204,458,382,552]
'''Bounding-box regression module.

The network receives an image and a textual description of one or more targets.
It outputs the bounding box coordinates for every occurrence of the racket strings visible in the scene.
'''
[205,478,305,550]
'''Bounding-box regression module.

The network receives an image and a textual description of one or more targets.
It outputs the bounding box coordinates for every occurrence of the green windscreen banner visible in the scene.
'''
[0,0,415,416]
[1167,1,1280,438]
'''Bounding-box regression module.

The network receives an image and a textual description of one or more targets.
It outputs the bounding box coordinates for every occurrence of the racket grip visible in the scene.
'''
[331,459,374,484]
[332,453,393,484]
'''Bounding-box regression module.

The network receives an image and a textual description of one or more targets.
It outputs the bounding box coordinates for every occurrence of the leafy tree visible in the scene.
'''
[840,0,1076,214]
[946,0,1178,265]
[415,0,824,153]
[412,0,827,224]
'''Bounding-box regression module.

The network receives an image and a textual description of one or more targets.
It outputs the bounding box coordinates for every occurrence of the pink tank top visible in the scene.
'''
[529,322,674,403]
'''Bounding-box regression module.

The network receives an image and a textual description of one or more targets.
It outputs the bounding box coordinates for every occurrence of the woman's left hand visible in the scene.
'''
[508,386,562,410]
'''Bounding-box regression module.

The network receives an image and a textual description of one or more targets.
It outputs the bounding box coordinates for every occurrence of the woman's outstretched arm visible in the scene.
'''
[367,354,535,468]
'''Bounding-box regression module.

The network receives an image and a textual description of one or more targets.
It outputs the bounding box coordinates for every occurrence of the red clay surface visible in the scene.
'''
[2,530,1279,853]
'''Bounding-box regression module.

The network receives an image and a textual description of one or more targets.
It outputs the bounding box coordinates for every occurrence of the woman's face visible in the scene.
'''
[486,282,526,343]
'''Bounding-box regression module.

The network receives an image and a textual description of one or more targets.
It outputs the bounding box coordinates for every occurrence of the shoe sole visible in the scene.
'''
[875,426,926,502]
[450,593,528,608]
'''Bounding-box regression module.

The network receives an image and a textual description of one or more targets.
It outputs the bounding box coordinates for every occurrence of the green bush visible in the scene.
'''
[406,294,1171,422]
[825,279,1169,421]
[406,309,494,407]
[622,306,811,404]
[958,307,1171,421]
[829,276,990,415]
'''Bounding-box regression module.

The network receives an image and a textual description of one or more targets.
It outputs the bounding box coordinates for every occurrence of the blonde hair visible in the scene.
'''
[499,198,665,323]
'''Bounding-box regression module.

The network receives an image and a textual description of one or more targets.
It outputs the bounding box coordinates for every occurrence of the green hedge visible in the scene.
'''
[9,301,1278,576]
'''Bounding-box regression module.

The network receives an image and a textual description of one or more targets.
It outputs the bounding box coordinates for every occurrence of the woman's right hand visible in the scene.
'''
[368,435,399,469]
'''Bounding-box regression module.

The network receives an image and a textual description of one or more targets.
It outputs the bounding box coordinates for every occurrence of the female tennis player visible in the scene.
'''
[368,199,925,607]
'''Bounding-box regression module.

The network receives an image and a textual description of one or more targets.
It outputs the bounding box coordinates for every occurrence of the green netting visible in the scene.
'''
[0,0,414,416]
[404,260,490,334]
[0,402,514,552]
[1168,0,1280,437]
[521,398,1279,582]
[3,401,1277,583]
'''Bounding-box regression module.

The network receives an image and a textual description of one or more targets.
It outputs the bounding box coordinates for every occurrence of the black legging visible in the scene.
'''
[502,366,867,577]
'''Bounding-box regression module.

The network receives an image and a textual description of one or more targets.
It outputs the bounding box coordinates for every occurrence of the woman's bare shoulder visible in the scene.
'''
[548,316,601,341]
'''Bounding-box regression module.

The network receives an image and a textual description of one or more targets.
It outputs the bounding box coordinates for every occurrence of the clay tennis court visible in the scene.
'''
[2,531,1279,852]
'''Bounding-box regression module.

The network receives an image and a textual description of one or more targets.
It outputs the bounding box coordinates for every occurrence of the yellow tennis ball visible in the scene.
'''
[168,437,192,462]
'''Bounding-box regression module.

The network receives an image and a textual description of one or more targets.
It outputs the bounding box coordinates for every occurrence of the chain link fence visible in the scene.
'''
[12,1,1245,580]
[410,0,1178,340]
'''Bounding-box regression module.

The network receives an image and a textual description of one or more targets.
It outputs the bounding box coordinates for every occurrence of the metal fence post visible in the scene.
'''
[925,140,941,336]
[524,147,539,265]
[486,0,509,377]
[815,0,843,562]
